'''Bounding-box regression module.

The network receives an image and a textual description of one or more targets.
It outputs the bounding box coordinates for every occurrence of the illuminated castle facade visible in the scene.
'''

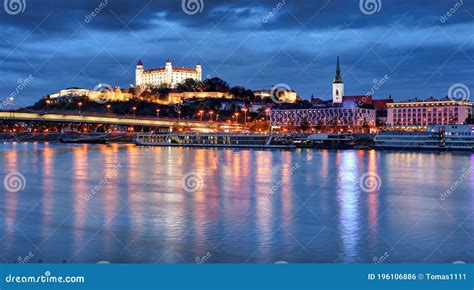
[135,59,202,88]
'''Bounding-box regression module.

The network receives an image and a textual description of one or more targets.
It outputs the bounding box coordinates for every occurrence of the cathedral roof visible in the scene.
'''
[137,60,143,66]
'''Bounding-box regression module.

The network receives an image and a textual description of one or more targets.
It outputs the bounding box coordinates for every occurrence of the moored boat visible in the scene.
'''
[59,133,110,144]
[294,133,355,149]
[134,133,296,149]
[374,125,474,151]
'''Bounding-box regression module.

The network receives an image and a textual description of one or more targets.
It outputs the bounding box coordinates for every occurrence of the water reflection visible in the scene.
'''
[0,143,472,263]
[337,151,361,262]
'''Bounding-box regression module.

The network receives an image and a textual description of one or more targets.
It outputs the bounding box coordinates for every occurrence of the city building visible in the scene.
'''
[49,87,133,103]
[270,106,376,133]
[167,91,233,104]
[135,59,202,88]
[253,89,299,103]
[386,98,473,126]
[269,57,378,133]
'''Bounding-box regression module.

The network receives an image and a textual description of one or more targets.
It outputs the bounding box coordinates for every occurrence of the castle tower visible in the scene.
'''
[332,56,344,105]
[196,62,202,81]
[165,58,172,85]
[135,60,144,87]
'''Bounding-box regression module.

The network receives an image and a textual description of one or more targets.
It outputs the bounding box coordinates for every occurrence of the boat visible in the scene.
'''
[134,133,296,149]
[374,125,474,151]
[294,133,355,149]
[59,133,110,144]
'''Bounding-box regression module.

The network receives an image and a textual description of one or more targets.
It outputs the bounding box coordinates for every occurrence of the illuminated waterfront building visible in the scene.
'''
[253,89,299,104]
[269,57,380,133]
[49,87,133,102]
[387,99,473,126]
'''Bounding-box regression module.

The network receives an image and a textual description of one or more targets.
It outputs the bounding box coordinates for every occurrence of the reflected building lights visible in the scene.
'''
[337,151,361,262]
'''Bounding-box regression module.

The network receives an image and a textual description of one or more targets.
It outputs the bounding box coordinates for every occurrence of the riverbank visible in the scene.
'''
[0,132,138,143]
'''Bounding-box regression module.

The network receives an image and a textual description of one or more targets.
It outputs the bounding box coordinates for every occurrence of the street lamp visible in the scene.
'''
[234,112,240,123]
[45,99,51,112]
[78,102,83,114]
[106,104,111,114]
[132,106,137,117]
[264,108,270,121]
[199,110,204,122]
[242,107,248,125]
[178,110,182,120]
[209,110,214,122]
[156,108,160,118]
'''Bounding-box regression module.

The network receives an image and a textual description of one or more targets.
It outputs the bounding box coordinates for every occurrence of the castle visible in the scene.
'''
[135,59,202,88]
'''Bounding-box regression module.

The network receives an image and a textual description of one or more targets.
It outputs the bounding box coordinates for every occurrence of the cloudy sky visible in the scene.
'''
[0,0,473,106]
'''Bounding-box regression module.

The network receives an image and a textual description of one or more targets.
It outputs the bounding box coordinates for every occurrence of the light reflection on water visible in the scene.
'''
[0,143,473,263]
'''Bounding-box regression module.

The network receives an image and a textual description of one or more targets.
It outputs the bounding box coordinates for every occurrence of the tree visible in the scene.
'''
[230,86,255,102]
[176,78,201,92]
[202,77,230,92]
[300,118,311,132]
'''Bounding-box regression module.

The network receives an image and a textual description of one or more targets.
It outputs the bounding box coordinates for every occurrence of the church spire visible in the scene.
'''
[333,56,343,84]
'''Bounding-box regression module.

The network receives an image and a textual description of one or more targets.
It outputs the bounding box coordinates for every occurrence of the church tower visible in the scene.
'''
[135,60,144,87]
[332,56,344,105]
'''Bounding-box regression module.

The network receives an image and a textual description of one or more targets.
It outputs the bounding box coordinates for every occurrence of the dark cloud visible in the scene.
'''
[0,0,472,105]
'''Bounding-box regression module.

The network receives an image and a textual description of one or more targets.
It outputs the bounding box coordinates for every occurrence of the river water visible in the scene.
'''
[0,142,472,263]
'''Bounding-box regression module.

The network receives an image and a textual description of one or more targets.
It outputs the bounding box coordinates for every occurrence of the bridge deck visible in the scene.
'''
[0,111,239,129]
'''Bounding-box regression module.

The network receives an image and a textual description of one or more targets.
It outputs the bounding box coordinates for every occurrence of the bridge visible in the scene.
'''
[0,110,245,131]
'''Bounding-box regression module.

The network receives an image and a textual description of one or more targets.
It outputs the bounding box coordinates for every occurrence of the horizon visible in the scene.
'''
[0,0,472,106]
